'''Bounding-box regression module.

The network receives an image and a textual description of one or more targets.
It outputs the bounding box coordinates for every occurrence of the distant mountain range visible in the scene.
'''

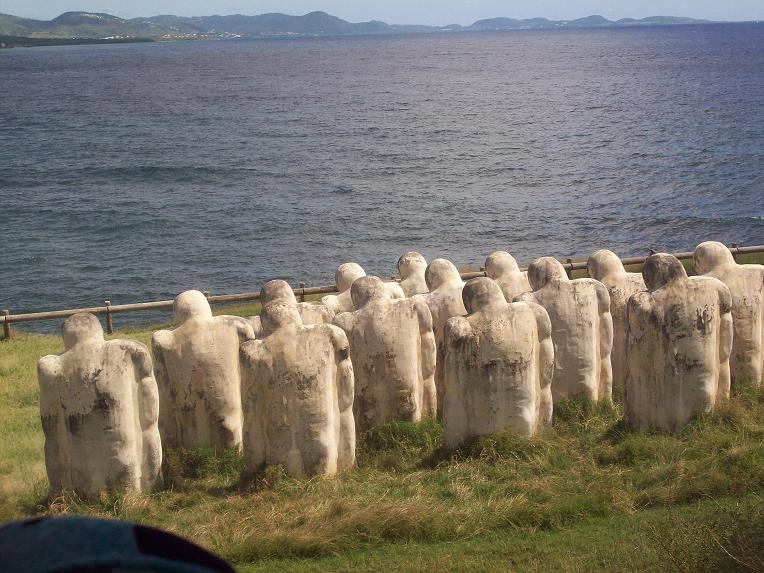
[0,11,719,42]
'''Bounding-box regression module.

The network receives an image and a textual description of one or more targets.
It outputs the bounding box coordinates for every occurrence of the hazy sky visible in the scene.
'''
[3,0,763,25]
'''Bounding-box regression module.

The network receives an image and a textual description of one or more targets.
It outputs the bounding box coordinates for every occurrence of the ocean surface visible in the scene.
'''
[2,24,763,330]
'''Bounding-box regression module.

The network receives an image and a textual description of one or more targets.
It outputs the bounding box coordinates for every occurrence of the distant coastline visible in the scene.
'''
[0,10,738,47]
[0,35,153,48]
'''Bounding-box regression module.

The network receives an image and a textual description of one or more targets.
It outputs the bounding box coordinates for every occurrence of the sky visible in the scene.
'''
[2,0,763,25]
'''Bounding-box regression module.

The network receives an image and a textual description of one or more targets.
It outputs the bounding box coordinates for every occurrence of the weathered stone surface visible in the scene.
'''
[322,262,405,314]
[517,257,613,402]
[485,251,531,302]
[694,241,764,388]
[442,278,554,448]
[334,276,437,432]
[248,279,334,338]
[417,259,467,417]
[398,252,429,296]
[240,303,355,477]
[152,290,255,450]
[625,253,733,431]
[587,249,646,391]
[37,313,161,499]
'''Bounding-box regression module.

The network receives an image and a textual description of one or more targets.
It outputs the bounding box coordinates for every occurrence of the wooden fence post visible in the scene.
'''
[2,310,10,340]
[299,283,306,303]
[104,300,113,335]
[731,243,739,263]
[565,258,573,279]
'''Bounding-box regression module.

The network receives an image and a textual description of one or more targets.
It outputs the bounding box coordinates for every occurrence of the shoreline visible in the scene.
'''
[0,35,153,48]
[3,21,761,50]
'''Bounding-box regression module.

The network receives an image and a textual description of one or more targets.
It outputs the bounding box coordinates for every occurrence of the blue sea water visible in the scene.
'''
[1,24,763,329]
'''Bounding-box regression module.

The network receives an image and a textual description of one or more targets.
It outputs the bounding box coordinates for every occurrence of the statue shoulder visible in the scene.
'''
[151,329,174,353]
[215,315,256,340]
[332,311,354,333]
[444,315,472,343]
[521,301,552,335]
[240,338,268,364]
[38,353,62,381]
[627,290,654,316]
[113,339,153,374]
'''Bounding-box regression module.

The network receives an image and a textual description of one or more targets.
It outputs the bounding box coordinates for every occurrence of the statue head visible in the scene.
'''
[642,253,688,291]
[462,277,505,314]
[62,313,104,350]
[586,249,625,282]
[260,279,297,307]
[350,276,388,309]
[693,241,736,275]
[527,257,568,290]
[484,251,520,279]
[424,259,462,291]
[260,302,302,334]
[335,263,366,293]
[397,252,428,279]
[173,290,213,324]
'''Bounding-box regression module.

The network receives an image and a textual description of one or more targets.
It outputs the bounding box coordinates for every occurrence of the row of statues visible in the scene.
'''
[37,241,763,499]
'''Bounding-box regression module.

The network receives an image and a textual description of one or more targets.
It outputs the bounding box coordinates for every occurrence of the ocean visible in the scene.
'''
[1,23,763,329]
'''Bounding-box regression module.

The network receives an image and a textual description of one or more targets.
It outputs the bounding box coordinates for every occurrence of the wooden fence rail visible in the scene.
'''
[2,243,762,338]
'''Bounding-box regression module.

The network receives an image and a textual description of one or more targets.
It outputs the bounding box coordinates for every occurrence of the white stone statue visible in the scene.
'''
[321,262,405,314]
[694,241,764,389]
[397,252,429,296]
[625,253,733,431]
[485,250,531,302]
[248,279,334,338]
[587,249,646,391]
[334,276,437,432]
[442,278,554,448]
[240,303,355,477]
[516,257,613,403]
[417,259,467,417]
[37,313,162,499]
[152,290,255,450]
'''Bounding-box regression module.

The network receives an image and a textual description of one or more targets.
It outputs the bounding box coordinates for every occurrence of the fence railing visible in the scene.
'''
[2,243,762,339]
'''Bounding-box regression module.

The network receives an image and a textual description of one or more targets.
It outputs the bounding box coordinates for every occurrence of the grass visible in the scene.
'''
[1,253,763,571]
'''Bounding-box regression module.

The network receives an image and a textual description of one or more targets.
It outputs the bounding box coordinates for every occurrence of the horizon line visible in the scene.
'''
[3,9,751,28]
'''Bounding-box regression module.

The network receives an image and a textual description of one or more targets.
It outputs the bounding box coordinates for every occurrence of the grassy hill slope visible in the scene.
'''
[1,253,762,571]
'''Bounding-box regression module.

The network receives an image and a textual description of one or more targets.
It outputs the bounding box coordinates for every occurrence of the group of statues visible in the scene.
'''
[37,241,763,499]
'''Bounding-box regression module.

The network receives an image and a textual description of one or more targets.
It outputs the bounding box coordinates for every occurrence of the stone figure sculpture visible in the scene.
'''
[625,253,733,431]
[442,278,554,448]
[334,276,437,432]
[152,290,255,450]
[485,251,531,302]
[248,279,334,338]
[240,303,355,477]
[37,313,161,499]
[587,249,646,391]
[397,252,429,296]
[694,241,764,388]
[321,262,405,314]
[516,257,613,402]
[417,259,467,417]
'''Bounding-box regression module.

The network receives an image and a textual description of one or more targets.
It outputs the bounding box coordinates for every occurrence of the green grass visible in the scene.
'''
[1,254,763,571]
[233,495,764,572]
[1,325,763,571]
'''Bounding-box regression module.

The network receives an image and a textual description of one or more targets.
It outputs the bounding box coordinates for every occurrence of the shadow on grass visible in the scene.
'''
[162,446,245,496]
